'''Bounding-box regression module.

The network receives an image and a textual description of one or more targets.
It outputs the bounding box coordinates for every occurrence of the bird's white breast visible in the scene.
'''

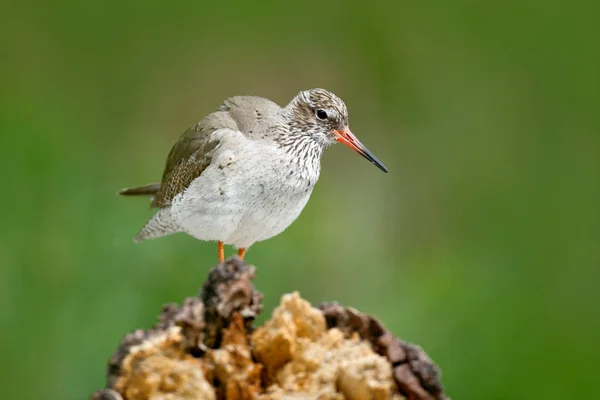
[170,128,320,248]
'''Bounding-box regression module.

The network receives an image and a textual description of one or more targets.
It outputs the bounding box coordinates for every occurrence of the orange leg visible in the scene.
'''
[218,241,225,263]
[237,248,246,260]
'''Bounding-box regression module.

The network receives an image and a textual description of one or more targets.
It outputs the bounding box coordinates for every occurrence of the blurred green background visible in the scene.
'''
[1,1,598,399]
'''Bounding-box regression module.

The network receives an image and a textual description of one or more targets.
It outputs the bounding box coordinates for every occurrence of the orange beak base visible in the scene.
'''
[334,128,388,173]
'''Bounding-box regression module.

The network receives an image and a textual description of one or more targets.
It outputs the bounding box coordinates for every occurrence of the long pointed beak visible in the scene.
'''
[334,128,388,173]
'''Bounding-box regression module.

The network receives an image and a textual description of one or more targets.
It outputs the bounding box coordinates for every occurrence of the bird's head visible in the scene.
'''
[287,88,388,172]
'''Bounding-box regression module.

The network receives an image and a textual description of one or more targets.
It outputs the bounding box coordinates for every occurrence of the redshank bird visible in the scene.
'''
[119,88,387,262]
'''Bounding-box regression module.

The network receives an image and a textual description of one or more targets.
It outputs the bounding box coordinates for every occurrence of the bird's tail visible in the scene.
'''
[134,207,180,242]
[118,182,161,197]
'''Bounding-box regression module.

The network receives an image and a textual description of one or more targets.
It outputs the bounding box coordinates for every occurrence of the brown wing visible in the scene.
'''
[151,110,239,208]
[151,95,283,208]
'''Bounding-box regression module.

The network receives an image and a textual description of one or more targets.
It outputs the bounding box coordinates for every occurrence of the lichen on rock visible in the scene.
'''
[252,292,400,399]
[92,258,447,400]
[204,313,263,399]
[112,327,215,400]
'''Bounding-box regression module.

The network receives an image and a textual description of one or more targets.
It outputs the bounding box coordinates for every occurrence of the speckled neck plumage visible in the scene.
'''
[265,108,328,185]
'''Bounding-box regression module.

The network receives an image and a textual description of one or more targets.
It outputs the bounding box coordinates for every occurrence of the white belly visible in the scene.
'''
[170,131,318,249]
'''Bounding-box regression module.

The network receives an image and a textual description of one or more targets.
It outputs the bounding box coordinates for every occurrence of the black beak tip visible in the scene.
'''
[364,155,388,173]
[352,143,389,173]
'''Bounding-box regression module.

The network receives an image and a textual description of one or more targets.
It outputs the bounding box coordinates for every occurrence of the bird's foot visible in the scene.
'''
[237,248,246,260]
[217,242,246,262]
[218,241,224,263]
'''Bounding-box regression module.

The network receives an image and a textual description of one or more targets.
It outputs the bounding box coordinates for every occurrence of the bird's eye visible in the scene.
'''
[316,109,328,120]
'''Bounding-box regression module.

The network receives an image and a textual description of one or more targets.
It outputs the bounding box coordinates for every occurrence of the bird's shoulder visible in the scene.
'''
[218,95,283,135]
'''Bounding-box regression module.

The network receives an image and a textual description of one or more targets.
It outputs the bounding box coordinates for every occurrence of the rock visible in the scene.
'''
[91,258,447,400]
